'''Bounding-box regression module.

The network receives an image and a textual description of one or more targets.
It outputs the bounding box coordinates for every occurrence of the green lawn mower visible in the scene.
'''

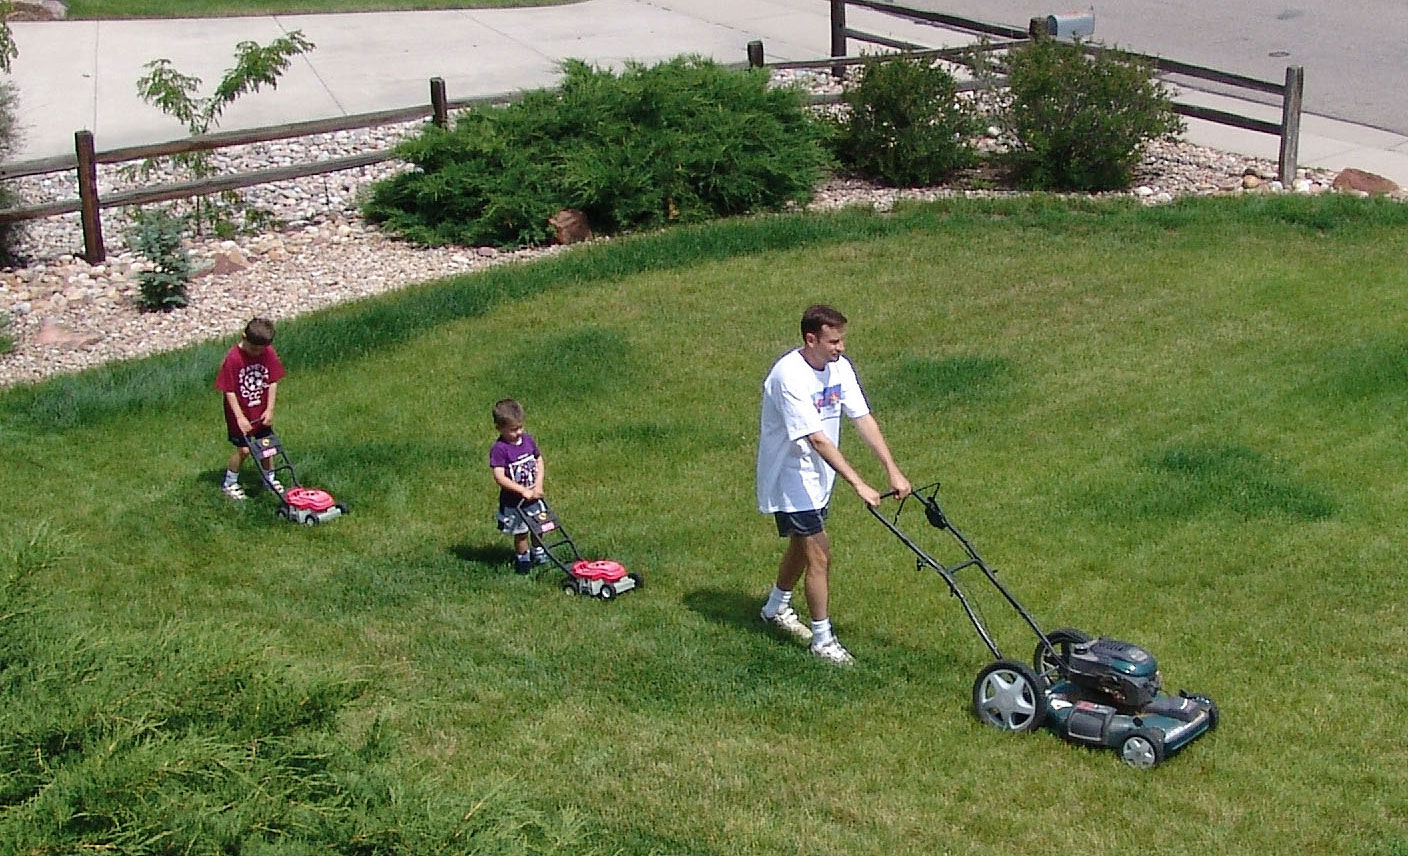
[869,483,1218,769]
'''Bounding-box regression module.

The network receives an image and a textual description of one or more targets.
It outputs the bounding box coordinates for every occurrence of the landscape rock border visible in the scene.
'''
[0,68,1400,389]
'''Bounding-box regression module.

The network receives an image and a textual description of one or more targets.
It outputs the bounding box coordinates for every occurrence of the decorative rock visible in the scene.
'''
[35,320,101,348]
[1332,168,1400,195]
[548,209,593,245]
[1243,174,1264,189]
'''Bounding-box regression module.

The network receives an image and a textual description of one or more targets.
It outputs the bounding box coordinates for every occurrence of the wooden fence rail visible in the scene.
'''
[831,0,1304,185]
[0,81,521,263]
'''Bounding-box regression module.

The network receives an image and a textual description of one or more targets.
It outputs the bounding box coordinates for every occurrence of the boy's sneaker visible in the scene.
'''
[810,638,855,666]
[532,547,551,565]
[514,556,533,575]
[221,482,246,501]
[266,475,285,494]
[761,604,813,642]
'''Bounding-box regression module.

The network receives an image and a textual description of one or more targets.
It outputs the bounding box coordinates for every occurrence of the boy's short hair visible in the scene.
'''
[801,304,847,338]
[243,317,276,346]
[493,398,525,428]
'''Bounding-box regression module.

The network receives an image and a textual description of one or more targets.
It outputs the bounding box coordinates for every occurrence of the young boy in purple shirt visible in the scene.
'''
[489,399,548,574]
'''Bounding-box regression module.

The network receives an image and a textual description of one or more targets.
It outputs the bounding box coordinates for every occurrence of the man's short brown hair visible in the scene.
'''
[493,398,525,428]
[801,304,847,338]
[243,317,276,346]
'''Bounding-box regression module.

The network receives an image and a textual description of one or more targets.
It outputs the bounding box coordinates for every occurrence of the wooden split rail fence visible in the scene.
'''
[0,7,1304,265]
[0,80,518,264]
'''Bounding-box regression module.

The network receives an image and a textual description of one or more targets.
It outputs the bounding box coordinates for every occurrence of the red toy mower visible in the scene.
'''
[514,499,640,599]
[244,430,348,525]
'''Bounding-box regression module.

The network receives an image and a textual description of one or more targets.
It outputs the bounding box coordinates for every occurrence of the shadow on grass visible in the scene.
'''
[871,354,1015,412]
[681,587,762,637]
[1088,443,1337,522]
[450,542,515,569]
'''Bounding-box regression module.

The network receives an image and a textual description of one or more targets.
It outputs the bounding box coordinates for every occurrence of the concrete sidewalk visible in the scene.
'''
[6,0,1408,185]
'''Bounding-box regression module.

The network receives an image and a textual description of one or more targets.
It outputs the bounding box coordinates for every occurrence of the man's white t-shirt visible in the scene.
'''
[756,349,870,513]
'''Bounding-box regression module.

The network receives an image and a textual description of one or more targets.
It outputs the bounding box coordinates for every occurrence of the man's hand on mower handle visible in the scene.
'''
[856,482,883,508]
[889,474,912,500]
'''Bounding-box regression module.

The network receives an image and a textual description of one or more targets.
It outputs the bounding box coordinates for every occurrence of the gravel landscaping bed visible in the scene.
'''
[0,69,1349,388]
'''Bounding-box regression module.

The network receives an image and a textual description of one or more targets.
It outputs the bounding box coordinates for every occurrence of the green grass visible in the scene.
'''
[2,194,1407,854]
[64,0,575,19]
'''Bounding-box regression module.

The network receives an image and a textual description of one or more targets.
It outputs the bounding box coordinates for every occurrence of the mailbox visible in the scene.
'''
[1046,10,1095,39]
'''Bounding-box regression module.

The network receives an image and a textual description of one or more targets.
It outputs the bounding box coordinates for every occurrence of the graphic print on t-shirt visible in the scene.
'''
[813,384,842,414]
[239,364,271,408]
[506,454,537,488]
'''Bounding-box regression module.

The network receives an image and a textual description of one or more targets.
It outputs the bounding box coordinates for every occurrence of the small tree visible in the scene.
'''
[0,1,17,74]
[999,37,1183,191]
[134,32,315,235]
[828,56,980,187]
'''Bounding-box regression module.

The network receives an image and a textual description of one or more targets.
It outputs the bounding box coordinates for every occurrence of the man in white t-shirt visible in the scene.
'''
[756,305,911,665]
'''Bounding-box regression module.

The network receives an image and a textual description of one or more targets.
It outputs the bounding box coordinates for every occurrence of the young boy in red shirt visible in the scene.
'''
[215,317,286,500]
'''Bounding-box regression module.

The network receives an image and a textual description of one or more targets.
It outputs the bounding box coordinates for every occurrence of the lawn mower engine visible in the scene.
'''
[1063,637,1162,708]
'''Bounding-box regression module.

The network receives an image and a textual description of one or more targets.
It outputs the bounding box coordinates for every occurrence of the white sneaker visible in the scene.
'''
[810,638,855,666]
[761,604,813,642]
[266,475,285,494]
[221,482,246,500]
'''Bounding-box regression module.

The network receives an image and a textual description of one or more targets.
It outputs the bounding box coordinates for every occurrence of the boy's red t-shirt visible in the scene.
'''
[215,343,285,436]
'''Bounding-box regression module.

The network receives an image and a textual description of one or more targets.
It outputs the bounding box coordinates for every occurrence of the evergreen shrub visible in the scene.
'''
[828,56,980,186]
[364,56,830,247]
[999,37,1183,191]
[128,207,192,311]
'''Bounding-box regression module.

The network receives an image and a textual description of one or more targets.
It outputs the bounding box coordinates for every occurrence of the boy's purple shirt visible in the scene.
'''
[489,433,540,507]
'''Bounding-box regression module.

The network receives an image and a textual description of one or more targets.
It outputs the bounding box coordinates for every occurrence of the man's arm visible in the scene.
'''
[805,431,881,507]
[852,414,911,499]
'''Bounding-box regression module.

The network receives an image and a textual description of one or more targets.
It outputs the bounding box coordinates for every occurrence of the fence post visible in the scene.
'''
[430,77,449,128]
[1277,65,1303,186]
[1028,17,1047,40]
[75,130,105,264]
[830,0,846,77]
[747,40,764,69]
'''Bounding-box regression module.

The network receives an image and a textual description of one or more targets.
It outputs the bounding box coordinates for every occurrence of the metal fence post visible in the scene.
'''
[830,0,847,77]
[430,77,448,128]
[1278,65,1304,186]
[747,40,765,69]
[75,130,105,264]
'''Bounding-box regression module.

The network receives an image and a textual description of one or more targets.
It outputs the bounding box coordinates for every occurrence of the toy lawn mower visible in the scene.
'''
[244,430,348,525]
[869,482,1217,769]
[514,498,641,600]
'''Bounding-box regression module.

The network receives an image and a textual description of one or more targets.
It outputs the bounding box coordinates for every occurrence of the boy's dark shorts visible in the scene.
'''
[228,426,273,447]
[774,507,828,537]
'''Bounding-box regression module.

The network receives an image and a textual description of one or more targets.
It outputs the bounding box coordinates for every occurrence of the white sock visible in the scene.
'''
[810,618,833,647]
[762,586,792,618]
[223,470,239,487]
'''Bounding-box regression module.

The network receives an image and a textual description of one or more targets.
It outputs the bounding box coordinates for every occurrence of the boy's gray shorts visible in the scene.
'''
[497,500,546,535]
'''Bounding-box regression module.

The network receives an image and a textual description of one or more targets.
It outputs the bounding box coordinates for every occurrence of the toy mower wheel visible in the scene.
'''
[599,583,616,601]
[972,659,1047,733]
[1120,728,1166,769]
[561,581,578,596]
[628,572,643,589]
[1033,627,1092,686]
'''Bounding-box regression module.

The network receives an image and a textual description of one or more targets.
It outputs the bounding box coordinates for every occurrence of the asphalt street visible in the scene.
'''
[898,0,1408,135]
